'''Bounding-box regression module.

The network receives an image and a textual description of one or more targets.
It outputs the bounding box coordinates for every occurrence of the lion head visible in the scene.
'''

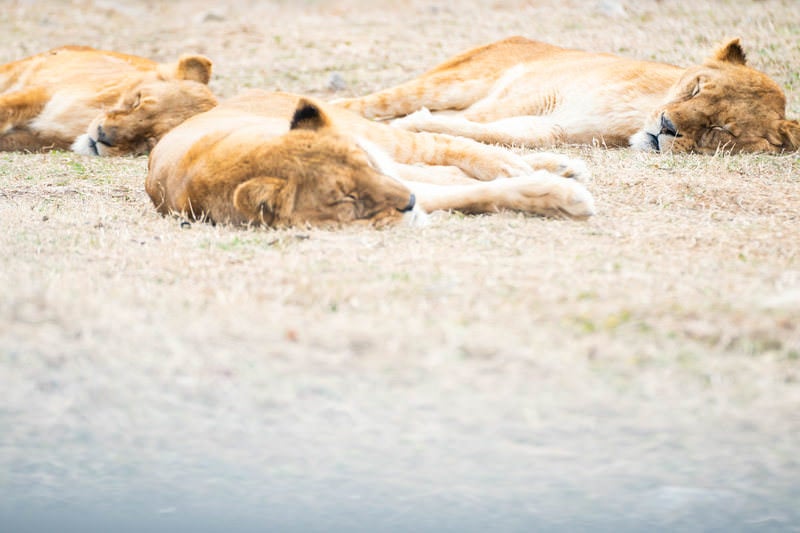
[72,54,218,156]
[631,39,800,154]
[146,96,421,228]
[231,103,420,227]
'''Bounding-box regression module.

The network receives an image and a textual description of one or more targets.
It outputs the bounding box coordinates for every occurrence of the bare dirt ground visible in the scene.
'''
[1,1,799,531]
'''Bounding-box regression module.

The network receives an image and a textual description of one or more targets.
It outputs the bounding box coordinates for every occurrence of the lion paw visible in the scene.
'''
[560,179,596,218]
[555,158,591,182]
[390,107,433,131]
[521,152,592,183]
[536,176,595,218]
[495,173,596,219]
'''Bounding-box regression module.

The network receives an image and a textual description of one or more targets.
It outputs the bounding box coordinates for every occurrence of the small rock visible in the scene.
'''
[595,0,627,18]
[326,72,347,92]
[194,8,227,24]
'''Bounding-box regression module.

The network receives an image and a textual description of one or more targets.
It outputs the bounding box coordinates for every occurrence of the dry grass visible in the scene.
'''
[1,1,799,531]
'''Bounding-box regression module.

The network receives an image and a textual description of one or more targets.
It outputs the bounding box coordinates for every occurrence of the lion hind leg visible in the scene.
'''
[1,88,50,133]
[0,88,65,151]
[333,76,495,120]
[0,129,61,152]
[458,64,558,122]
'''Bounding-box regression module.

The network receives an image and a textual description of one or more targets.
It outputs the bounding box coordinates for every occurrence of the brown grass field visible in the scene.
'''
[1,1,799,531]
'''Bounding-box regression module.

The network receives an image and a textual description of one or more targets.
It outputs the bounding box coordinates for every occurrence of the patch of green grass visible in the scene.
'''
[604,309,632,330]
[216,236,248,251]
[391,271,410,282]
[68,160,87,175]
[573,316,597,333]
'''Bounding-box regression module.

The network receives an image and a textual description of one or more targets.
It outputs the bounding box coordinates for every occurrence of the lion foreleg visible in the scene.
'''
[0,88,50,134]
[392,110,565,148]
[393,163,475,185]
[405,171,595,219]
[520,152,591,182]
[403,131,536,181]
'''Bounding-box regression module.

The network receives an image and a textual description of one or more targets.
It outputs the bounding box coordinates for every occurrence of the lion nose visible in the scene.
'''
[97,125,114,146]
[97,126,107,143]
[398,193,416,213]
[660,114,678,137]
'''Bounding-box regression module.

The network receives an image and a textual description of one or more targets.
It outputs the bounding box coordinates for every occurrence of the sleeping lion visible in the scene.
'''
[0,46,217,155]
[334,36,800,154]
[146,90,596,228]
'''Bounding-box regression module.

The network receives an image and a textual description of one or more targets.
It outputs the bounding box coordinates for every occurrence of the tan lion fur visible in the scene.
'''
[0,46,217,155]
[146,90,595,228]
[334,36,800,154]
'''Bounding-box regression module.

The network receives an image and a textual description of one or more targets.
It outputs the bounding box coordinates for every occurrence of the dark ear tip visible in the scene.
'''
[180,53,212,65]
[290,99,322,130]
[714,38,747,65]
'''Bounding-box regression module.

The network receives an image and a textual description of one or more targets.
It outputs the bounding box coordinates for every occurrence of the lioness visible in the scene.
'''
[146,90,595,227]
[0,46,217,155]
[334,36,800,154]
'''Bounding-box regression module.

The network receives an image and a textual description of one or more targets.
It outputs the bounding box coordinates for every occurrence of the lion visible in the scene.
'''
[146,90,596,228]
[0,46,217,155]
[333,36,800,154]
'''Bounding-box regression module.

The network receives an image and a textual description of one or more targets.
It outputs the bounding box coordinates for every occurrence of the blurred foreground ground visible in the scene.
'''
[1,1,799,531]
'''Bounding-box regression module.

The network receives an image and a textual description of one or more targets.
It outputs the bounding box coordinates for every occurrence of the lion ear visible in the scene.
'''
[289,98,332,131]
[175,54,213,84]
[712,38,747,65]
[778,119,800,151]
[232,177,286,225]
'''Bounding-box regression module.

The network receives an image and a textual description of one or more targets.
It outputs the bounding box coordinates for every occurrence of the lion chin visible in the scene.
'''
[71,134,100,156]
[629,115,677,153]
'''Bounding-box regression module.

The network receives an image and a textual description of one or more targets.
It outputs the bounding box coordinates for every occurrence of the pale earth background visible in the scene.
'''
[1,0,799,531]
